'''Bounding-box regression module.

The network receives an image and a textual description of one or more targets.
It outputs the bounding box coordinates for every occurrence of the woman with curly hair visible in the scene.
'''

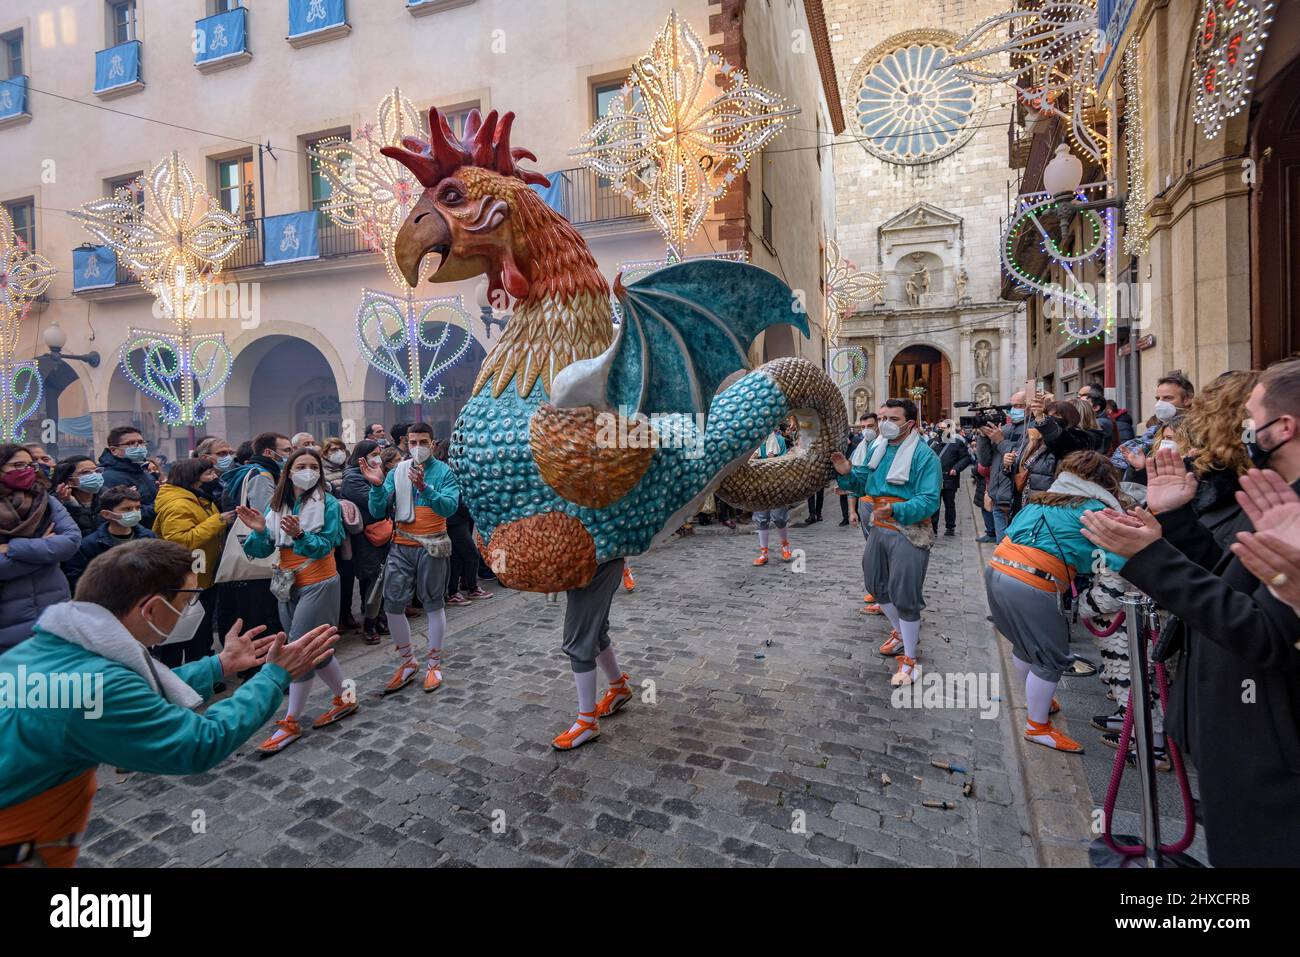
[1172,369,1260,526]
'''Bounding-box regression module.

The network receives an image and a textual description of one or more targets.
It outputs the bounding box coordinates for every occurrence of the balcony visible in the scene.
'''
[407,0,478,17]
[539,166,647,233]
[94,40,144,99]
[195,7,251,74]
[288,0,351,48]
[0,75,31,130]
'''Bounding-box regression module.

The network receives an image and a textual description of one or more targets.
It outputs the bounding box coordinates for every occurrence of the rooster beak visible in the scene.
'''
[394,206,452,288]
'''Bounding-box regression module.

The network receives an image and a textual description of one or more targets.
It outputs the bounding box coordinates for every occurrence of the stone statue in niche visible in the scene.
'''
[973,382,994,409]
[974,339,993,379]
[853,388,872,420]
[955,268,969,302]
[904,255,930,308]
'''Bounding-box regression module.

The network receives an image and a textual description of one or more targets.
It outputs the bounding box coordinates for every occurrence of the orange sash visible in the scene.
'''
[990,538,1074,593]
[394,505,447,547]
[871,495,906,532]
[280,546,337,587]
[0,768,96,868]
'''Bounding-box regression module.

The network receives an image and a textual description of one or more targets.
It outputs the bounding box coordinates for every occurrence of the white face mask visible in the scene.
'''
[367,455,383,469]
[326,451,347,466]
[860,427,878,443]
[410,445,432,464]
[1154,399,1178,423]
[291,468,320,490]
[878,420,902,441]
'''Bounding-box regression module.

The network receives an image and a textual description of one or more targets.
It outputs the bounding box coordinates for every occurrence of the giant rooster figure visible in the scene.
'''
[383,108,845,748]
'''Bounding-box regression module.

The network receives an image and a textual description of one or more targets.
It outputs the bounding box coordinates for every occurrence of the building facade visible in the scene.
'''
[1013,0,1300,416]
[825,0,1026,425]
[0,0,840,460]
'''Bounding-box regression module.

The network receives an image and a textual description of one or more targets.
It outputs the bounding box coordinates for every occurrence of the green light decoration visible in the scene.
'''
[0,206,55,442]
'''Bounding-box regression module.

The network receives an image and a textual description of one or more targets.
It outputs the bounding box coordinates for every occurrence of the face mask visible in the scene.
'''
[1,467,37,491]
[411,445,432,464]
[114,509,143,528]
[327,451,347,466]
[1009,408,1026,424]
[124,445,149,462]
[77,471,105,493]
[216,454,235,471]
[1154,400,1178,423]
[860,428,878,443]
[37,463,52,478]
[367,455,383,469]
[878,420,901,441]
[291,468,320,491]
[1247,417,1290,469]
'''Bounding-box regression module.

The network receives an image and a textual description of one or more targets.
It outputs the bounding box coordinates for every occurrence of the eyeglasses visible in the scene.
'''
[169,588,204,608]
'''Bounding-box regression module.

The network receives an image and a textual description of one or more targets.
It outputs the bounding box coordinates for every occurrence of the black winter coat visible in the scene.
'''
[340,466,390,580]
[97,449,159,528]
[1121,486,1300,867]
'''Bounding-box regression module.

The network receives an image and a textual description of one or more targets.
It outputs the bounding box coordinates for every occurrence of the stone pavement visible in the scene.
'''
[81,506,1039,868]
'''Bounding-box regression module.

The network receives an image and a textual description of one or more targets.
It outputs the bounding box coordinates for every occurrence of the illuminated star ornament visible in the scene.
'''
[71,153,246,427]
[309,89,473,408]
[823,240,883,343]
[571,9,799,260]
[0,206,55,442]
[945,0,1110,168]
[1192,0,1276,139]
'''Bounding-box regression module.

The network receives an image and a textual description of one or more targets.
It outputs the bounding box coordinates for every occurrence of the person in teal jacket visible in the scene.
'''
[238,448,356,755]
[0,538,337,867]
[832,398,941,688]
[361,422,461,696]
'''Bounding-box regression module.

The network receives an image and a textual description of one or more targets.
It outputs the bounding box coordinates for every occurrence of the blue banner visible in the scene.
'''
[195,8,248,65]
[530,171,570,218]
[58,415,95,439]
[290,0,346,37]
[0,75,28,120]
[73,246,117,290]
[95,40,141,93]
[264,211,320,265]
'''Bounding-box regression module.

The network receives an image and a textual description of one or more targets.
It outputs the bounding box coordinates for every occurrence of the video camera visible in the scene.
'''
[954,401,1011,430]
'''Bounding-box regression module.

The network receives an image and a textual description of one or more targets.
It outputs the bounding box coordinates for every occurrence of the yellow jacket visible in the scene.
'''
[153,484,227,589]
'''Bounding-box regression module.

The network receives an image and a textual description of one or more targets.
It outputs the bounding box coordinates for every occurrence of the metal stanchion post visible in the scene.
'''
[1123,594,1162,867]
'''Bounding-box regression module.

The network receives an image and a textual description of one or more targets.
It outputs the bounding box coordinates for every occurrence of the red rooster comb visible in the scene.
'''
[380,107,551,189]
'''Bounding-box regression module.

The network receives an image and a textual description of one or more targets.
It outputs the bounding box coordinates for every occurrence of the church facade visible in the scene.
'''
[824,2,1027,423]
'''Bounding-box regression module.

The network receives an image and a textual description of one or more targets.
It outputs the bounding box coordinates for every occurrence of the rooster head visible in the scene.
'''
[382,107,551,304]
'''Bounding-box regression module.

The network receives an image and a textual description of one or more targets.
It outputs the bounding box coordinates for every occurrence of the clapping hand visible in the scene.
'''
[281,514,302,539]
[217,619,276,678]
[830,451,851,476]
[265,624,340,681]
[235,505,265,532]
[1235,469,1300,534]
[1080,507,1162,559]
[1145,446,1198,513]
[360,456,386,487]
[410,461,425,490]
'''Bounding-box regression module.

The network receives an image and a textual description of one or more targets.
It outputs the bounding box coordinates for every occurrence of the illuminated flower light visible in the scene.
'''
[945,0,1110,168]
[71,153,246,426]
[824,240,884,343]
[0,205,56,441]
[570,10,799,259]
[310,89,475,406]
[1192,0,1275,139]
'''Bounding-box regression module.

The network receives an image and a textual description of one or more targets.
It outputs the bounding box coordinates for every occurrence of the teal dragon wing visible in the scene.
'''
[606,260,808,421]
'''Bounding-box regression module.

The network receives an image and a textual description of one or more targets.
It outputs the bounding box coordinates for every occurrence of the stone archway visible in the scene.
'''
[888,343,952,423]
[362,334,487,443]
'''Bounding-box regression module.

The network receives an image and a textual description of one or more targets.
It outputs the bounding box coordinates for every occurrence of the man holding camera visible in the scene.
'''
[976,390,1030,541]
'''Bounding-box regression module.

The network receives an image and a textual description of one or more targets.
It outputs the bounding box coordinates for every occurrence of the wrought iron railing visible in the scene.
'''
[546,166,646,227]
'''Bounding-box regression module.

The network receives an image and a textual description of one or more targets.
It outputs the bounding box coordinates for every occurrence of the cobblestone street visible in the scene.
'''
[81,505,1039,868]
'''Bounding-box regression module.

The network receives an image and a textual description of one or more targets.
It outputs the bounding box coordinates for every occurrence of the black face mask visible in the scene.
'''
[1247,417,1290,469]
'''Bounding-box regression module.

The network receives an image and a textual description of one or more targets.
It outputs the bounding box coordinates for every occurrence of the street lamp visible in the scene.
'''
[36,322,101,459]
[475,282,509,339]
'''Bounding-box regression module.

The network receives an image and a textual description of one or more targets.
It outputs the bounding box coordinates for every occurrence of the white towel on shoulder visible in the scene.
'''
[867,430,921,486]
[268,488,326,547]
[392,459,417,524]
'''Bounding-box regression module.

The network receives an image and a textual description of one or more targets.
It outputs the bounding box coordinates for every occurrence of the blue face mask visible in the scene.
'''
[77,471,105,493]
[1009,408,1026,424]
[216,454,235,471]
[124,445,149,463]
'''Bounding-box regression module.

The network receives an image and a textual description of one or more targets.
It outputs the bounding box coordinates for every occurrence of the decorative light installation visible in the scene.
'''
[1001,182,1113,342]
[1121,46,1150,257]
[946,0,1110,168]
[570,10,799,260]
[0,206,55,442]
[824,239,884,343]
[72,153,245,427]
[310,89,473,406]
[1192,0,1275,140]
[829,346,870,389]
